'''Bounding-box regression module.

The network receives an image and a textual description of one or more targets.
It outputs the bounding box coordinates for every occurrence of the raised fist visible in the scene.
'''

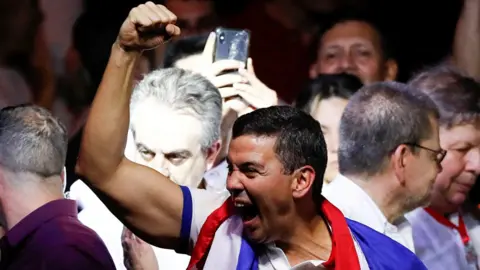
[118,2,180,52]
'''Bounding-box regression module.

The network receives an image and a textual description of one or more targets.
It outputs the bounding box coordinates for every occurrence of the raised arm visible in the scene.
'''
[75,2,183,248]
[453,0,480,79]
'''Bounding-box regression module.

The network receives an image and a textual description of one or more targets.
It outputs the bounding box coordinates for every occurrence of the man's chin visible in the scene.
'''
[243,227,267,244]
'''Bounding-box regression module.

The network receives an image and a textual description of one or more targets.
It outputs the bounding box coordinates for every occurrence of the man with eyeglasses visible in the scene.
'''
[407,65,480,269]
[322,81,443,252]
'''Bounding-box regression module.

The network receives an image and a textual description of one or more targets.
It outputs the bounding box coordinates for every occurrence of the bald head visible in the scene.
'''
[0,105,67,179]
[338,82,439,176]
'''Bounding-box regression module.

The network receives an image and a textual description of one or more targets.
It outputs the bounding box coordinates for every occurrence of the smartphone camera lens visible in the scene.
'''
[219,33,225,44]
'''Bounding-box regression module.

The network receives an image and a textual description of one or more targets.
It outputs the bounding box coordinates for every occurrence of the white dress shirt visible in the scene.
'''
[322,174,415,252]
[69,162,229,270]
[407,208,480,269]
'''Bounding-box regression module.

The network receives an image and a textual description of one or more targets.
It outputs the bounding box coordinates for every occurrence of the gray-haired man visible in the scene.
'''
[70,67,223,270]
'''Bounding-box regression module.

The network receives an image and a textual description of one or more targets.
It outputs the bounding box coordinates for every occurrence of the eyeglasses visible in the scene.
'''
[404,143,447,164]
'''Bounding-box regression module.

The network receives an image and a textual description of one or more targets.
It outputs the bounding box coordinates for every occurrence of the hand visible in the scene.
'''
[232,58,279,109]
[118,2,181,52]
[122,227,159,270]
[199,32,246,87]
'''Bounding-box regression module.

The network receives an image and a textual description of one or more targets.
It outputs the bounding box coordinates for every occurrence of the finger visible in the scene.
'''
[166,24,181,37]
[219,87,238,99]
[208,60,245,77]
[121,226,129,238]
[238,68,258,84]
[202,32,216,64]
[211,74,245,88]
[129,8,152,27]
[139,3,161,23]
[158,4,178,23]
[247,58,255,75]
[233,83,261,106]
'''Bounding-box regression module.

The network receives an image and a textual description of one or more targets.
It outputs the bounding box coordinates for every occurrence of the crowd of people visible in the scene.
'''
[2,0,480,269]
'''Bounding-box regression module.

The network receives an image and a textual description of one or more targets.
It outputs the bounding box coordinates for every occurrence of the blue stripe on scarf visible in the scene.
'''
[346,219,427,270]
[232,219,427,270]
[237,238,258,270]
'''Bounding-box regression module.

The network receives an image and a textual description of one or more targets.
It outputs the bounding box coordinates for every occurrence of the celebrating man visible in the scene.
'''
[76,2,426,269]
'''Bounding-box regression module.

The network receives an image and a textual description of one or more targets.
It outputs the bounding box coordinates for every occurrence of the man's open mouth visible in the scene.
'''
[234,200,259,222]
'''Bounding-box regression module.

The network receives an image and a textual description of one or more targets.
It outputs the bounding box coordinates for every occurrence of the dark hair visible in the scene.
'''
[0,105,68,178]
[339,82,439,176]
[163,33,209,68]
[318,10,393,60]
[232,106,328,204]
[295,73,363,114]
[409,65,480,128]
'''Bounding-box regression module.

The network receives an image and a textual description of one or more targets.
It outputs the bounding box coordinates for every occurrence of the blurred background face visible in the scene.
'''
[431,124,480,210]
[315,20,390,84]
[165,0,217,37]
[0,0,42,56]
[310,96,348,182]
[130,98,210,187]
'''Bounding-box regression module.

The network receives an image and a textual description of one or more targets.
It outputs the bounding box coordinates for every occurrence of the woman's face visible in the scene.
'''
[311,96,349,183]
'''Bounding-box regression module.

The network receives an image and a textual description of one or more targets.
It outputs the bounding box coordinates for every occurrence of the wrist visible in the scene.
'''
[112,41,143,60]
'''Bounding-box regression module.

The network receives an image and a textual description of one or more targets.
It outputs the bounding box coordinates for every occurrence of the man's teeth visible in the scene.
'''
[235,202,245,207]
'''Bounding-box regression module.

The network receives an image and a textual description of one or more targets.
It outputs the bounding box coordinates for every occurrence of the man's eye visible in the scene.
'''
[166,154,187,165]
[139,150,154,160]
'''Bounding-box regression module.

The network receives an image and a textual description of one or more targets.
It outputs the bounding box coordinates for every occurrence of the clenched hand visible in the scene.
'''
[118,2,181,52]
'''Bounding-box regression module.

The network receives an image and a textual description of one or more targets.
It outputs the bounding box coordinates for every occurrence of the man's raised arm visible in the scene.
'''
[75,3,183,248]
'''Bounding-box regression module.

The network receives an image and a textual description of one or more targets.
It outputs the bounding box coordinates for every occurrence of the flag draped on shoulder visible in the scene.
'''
[188,198,427,270]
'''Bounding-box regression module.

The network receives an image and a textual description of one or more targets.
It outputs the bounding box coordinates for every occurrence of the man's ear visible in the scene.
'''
[309,63,319,79]
[392,144,411,186]
[384,59,398,81]
[61,166,67,193]
[291,165,316,199]
[206,140,222,171]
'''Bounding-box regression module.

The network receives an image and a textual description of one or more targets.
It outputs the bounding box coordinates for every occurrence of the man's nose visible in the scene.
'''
[226,171,245,195]
[338,54,355,71]
[151,155,169,175]
[465,147,480,175]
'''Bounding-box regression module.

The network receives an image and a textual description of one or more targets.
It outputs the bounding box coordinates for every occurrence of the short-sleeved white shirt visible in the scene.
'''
[180,187,370,269]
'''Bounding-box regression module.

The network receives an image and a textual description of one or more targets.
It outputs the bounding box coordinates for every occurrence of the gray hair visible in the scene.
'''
[130,68,222,150]
[338,82,439,176]
[0,105,68,177]
[409,65,480,128]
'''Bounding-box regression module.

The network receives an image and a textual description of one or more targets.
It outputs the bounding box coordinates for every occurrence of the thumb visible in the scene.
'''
[247,58,255,75]
[202,32,216,65]
[165,24,181,38]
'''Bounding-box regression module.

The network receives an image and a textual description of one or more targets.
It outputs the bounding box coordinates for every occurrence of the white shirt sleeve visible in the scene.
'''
[178,186,230,253]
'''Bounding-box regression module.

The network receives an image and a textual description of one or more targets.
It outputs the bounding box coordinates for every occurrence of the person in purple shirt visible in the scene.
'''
[0,105,115,270]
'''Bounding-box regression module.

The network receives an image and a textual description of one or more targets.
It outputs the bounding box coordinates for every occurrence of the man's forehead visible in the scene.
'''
[321,20,381,48]
[228,135,277,162]
[131,101,204,152]
[441,124,480,147]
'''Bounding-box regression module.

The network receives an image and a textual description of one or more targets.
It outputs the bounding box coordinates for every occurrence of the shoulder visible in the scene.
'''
[32,215,114,263]
[347,219,427,270]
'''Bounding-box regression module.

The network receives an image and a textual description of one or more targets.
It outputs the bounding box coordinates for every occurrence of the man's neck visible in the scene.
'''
[276,206,332,266]
[3,184,63,230]
[349,174,405,223]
